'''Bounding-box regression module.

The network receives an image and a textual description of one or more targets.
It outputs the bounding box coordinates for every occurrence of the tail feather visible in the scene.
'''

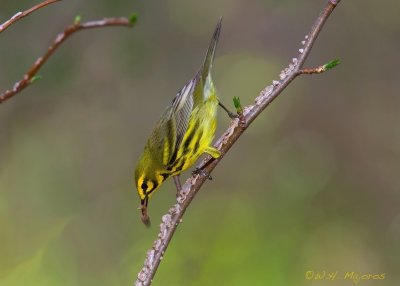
[201,17,222,82]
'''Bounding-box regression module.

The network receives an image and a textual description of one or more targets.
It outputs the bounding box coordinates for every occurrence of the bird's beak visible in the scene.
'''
[140,197,151,227]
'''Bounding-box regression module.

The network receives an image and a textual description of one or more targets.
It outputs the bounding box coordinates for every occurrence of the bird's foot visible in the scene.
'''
[192,167,212,180]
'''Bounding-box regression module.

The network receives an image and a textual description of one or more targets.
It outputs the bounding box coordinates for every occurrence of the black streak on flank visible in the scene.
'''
[193,130,203,155]
[168,146,179,168]
[173,159,185,173]
[160,173,169,180]
[182,123,197,153]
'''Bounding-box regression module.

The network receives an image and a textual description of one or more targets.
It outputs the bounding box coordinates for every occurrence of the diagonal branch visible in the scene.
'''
[0,0,61,34]
[0,16,136,104]
[134,0,342,285]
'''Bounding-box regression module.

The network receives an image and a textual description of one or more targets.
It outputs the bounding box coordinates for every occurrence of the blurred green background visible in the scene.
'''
[1,0,399,285]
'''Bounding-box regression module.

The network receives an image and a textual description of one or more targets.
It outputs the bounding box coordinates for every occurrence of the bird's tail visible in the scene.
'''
[201,17,222,82]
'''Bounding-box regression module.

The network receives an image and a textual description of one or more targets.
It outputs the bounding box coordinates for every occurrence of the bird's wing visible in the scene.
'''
[170,78,195,151]
[148,77,196,167]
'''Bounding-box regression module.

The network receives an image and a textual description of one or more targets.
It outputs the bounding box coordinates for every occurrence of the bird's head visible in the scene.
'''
[135,154,168,226]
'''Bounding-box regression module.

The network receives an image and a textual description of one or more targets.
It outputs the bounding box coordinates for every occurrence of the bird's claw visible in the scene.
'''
[192,167,212,180]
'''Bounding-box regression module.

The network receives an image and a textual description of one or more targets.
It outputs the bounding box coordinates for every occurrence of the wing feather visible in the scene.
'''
[171,78,195,150]
[147,77,196,167]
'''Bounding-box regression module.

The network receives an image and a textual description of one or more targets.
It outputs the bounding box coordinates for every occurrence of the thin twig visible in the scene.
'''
[298,59,340,75]
[0,17,134,104]
[134,0,342,285]
[0,0,61,34]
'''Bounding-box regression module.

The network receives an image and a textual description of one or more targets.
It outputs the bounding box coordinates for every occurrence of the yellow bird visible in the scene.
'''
[134,18,235,226]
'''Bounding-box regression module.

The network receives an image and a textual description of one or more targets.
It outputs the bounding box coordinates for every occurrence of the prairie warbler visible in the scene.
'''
[135,19,235,226]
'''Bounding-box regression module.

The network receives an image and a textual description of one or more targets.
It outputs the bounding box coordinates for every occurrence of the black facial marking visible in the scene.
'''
[141,182,148,191]
[147,180,158,195]
[152,180,158,192]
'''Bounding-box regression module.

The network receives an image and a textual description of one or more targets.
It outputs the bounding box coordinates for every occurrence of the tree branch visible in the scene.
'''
[134,0,342,285]
[0,0,61,34]
[0,16,136,104]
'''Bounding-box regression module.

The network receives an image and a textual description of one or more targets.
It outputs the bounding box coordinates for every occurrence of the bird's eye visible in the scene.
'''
[141,183,148,191]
